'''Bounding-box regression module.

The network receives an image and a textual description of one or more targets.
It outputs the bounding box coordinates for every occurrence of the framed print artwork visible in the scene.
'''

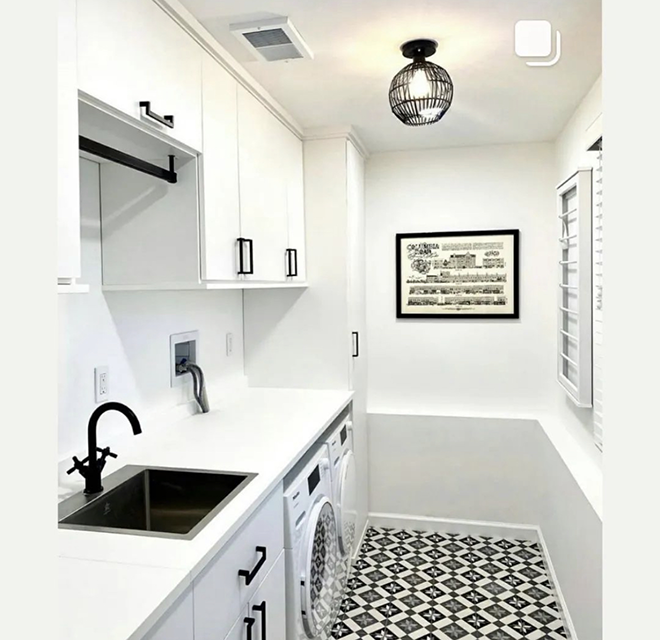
[396,229,520,319]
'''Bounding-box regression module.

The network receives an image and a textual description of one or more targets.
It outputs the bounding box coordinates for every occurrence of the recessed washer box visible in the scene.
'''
[170,330,199,387]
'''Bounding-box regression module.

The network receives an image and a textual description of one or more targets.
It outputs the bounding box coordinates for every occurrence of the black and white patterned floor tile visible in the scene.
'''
[331,526,568,640]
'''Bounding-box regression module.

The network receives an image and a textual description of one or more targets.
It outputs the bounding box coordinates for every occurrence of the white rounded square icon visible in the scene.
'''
[515,20,552,58]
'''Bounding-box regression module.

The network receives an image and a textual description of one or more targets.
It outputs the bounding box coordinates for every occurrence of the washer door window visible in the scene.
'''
[301,496,338,638]
[336,450,357,556]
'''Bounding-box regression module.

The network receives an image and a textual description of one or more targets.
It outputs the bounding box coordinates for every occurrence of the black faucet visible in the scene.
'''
[67,402,142,495]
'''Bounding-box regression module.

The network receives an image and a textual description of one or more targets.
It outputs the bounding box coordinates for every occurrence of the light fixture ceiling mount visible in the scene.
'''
[400,38,439,60]
[389,38,454,127]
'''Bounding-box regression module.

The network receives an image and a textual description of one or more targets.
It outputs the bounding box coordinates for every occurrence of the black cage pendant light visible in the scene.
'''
[389,39,453,126]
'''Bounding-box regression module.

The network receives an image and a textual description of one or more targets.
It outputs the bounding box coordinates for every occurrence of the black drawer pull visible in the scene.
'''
[285,248,298,278]
[252,601,267,640]
[238,546,267,586]
[244,616,256,640]
[352,331,359,358]
[238,238,254,275]
[139,101,174,128]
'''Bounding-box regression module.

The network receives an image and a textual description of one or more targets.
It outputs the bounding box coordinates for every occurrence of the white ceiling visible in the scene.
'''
[179,0,601,153]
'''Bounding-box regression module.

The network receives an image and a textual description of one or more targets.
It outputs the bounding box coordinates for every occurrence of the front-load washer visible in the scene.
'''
[284,446,339,640]
[324,418,357,559]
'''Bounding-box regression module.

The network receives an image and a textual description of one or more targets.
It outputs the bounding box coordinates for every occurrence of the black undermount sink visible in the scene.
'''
[58,465,257,540]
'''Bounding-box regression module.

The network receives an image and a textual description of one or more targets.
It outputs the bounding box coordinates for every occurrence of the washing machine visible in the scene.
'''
[284,446,340,640]
[324,418,358,560]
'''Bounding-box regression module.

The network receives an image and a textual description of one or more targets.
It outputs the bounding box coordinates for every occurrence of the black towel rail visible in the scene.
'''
[79,136,177,184]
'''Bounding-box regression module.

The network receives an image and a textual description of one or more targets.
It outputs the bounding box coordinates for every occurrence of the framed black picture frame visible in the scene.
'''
[396,229,520,319]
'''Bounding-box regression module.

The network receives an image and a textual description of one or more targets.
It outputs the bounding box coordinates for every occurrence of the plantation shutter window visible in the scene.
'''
[556,168,593,408]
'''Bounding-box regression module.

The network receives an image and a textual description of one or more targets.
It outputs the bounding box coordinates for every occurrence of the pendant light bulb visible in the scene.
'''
[409,69,431,99]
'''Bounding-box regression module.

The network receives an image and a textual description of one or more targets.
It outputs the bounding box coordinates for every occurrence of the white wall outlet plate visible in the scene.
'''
[94,366,109,403]
[226,332,234,356]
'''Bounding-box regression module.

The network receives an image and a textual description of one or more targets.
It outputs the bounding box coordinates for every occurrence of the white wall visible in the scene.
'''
[369,415,541,524]
[366,142,557,416]
[556,76,602,180]
[364,136,603,639]
[368,413,602,640]
[58,159,245,461]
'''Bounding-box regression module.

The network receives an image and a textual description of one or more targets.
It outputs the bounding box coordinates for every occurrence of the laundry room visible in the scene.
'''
[12,0,642,639]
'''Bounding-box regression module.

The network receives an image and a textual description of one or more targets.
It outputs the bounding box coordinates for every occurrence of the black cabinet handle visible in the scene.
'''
[238,238,254,275]
[352,331,359,358]
[285,249,298,278]
[249,239,255,274]
[252,601,267,640]
[238,546,267,586]
[244,616,256,640]
[139,101,174,128]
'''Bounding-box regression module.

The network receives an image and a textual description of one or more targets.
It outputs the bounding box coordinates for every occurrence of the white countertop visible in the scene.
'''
[58,387,353,640]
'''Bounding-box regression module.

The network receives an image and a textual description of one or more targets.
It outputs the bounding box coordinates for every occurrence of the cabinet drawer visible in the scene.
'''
[221,552,286,640]
[143,586,194,640]
[77,0,202,150]
[248,551,286,640]
[222,612,252,640]
[193,486,284,640]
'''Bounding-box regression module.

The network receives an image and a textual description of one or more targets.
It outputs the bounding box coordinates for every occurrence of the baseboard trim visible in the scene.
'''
[368,512,539,541]
[536,527,579,640]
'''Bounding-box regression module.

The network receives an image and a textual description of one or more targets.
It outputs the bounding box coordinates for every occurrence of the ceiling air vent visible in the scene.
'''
[230,17,313,62]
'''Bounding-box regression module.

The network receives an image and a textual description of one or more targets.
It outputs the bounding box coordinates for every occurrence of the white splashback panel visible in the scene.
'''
[58,159,245,460]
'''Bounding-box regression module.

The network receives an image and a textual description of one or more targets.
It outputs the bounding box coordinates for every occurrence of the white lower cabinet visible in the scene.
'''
[193,486,284,640]
[224,552,286,640]
[143,587,194,640]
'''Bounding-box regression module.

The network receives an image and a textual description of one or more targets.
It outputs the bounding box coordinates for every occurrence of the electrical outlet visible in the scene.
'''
[95,366,109,403]
[226,332,234,356]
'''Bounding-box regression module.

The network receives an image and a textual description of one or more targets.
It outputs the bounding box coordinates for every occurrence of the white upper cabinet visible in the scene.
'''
[199,52,241,282]
[201,65,304,284]
[57,0,81,284]
[237,87,289,282]
[76,0,203,151]
[283,129,306,281]
[68,0,305,290]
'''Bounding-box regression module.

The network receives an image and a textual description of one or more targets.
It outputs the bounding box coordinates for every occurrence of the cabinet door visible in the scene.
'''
[283,131,306,281]
[346,142,369,541]
[200,52,240,281]
[248,552,286,640]
[143,587,194,640]
[237,87,288,281]
[57,0,81,282]
[347,141,366,392]
[77,0,202,150]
